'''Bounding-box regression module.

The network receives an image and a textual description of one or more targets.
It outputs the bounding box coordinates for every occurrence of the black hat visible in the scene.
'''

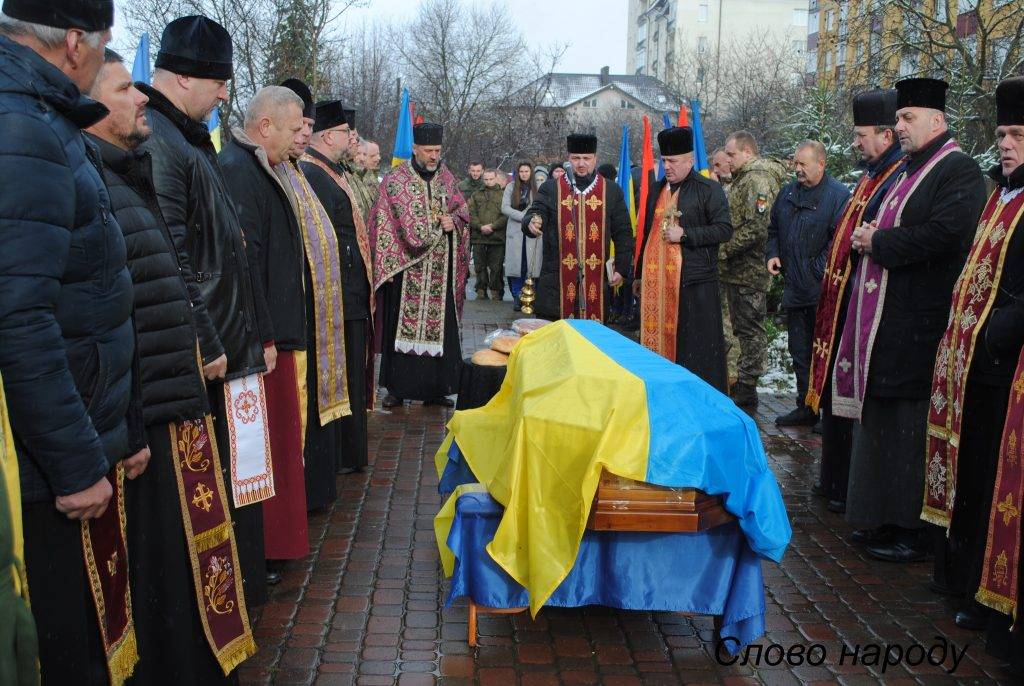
[155,15,233,81]
[413,122,443,145]
[895,77,948,112]
[566,133,597,154]
[657,126,694,156]
[313,100,347,133]
[996,77,1024,127]
[343,108,357,130]
[852,88,898,127]
[2,0,113,31]
[280,78,315,119]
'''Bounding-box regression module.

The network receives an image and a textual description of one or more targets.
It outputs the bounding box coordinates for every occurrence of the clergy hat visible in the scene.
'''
[413,122,443,145]
[156,15,233,81]
[343,108,357,130]
[313,100,347,133]
[280,78,315,119]
[852,88,898,127]
[657,126,694,156]
[566,133,598,155]
[895,77,948,112]
[996,77,1024,127]
[2,0,113,31]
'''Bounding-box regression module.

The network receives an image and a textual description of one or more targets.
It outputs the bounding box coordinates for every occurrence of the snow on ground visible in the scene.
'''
[759,325,796,395]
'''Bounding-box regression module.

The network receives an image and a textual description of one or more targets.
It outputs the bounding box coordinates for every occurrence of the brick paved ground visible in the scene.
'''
[239,299,1020,685]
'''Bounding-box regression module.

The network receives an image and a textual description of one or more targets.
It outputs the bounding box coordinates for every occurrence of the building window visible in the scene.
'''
[935,0,947,21]
[699,3,709,22]
[793,8,808,26]
[825,49,833,69]
[959,0,978,11]
[636,47,646,69]
[698,36,709,54]
[637,21,648,43]
[826,9,834,30]
[806,48,818,74]
[697,66,706,83]
[837,43,846,66]
[792,39,804,54]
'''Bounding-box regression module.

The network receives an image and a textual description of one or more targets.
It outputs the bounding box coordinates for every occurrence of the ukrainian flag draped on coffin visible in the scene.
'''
[435,320,791,615]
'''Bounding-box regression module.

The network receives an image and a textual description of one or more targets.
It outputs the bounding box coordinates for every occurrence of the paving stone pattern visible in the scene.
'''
[239,299,1019,685]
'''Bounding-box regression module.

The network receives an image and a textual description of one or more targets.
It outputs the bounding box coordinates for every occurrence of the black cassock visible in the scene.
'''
[635,172,733,393]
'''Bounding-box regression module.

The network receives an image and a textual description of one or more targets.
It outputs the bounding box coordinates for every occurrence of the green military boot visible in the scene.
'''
[731,382,759,409]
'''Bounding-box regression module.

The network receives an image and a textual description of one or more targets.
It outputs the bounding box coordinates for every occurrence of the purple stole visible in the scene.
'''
[832,139,960,419]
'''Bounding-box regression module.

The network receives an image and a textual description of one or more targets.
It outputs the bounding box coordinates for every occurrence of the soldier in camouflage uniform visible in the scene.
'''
[719,131,787,408]
[338,110,377,220]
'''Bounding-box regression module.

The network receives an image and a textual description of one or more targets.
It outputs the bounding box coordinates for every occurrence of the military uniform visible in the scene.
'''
[467,184,508,298]
[341,159,376,221]
[459,176,485,198]
[720,156,786,403]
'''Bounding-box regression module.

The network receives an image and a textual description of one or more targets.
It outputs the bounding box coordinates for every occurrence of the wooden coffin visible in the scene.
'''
[587,470,735,533]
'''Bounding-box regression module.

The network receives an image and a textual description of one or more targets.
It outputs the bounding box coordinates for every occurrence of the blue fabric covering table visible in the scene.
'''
[445,490,766,650]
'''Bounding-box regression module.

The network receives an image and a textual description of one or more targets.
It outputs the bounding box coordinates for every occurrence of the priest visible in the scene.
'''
[924,77,1024,636]
[301,101,374,473]
[833,77,987,562]
[371,122,470,409]
[633,126,732,391]
[524,134,633,322]
[806,89,904,513]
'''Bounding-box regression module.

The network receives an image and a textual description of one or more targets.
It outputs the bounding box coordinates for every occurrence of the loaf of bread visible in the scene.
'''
[471,349,509,366]
[490,335,522,354]
[512,318,550,335]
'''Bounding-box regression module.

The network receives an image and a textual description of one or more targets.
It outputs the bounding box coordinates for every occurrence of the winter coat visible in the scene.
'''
[502,181,542,279]
[720,156,789,288]
[766,174,850,309]
[0,36,137,502]
[867,131,988,399]
[219,132,307,351]
[137,84,266,379]
[636,172,733,286]
[467,184,507,245]
[459,176,484,198]
[89,134,209,426]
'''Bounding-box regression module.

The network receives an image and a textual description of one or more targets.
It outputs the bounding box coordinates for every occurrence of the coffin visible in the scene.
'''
[587,470,735,533]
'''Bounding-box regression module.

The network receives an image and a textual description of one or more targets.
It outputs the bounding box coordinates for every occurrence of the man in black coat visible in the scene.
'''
[841,78,987,562]
[85,49,253,683]
[633,126,733,392]
[524,134,633,322]
[0,3,146,682]
[767,140,850,426]
[139,14,270,607]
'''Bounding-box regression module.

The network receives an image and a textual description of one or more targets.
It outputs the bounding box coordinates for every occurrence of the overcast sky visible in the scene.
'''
[114,0,628,75]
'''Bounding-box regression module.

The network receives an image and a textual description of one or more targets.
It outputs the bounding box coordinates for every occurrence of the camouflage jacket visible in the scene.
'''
[720,156,788,288]
[467,184,508,244]
[341,160,376,221]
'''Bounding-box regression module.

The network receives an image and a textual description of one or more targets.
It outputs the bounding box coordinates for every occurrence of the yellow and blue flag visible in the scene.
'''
[131,32,150,84]
[435,320,791,614]
[391,88,413,167]
[615,126,636,235]
[208,108,222,152]
[692,99,711,176]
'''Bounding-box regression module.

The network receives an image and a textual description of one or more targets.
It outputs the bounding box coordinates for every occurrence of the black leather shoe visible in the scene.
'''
[865,541,931,563]
[266,569,282,586]
[775,406,818,427]
[424,396,455,407]
[827,499,846,513]
[954,607,989,631]
[850,525,897,545]
[382,394,404,408]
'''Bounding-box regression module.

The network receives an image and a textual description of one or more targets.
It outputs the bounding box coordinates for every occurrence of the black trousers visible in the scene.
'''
[819,384,853,503]
[338,318,369,470]
[22,501,107,686]
[786,305,817,407]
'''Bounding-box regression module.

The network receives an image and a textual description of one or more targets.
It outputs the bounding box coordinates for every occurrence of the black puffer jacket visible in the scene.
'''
[137,83,266,379]
[89,134,210,425]
[0,37,136,502]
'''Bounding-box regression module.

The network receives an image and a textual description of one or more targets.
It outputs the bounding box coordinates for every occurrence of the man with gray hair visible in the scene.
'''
[766,140,849,427]
[0,1,144,682]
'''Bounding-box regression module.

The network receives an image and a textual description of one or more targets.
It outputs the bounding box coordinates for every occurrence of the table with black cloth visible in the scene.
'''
[455,357,507,410]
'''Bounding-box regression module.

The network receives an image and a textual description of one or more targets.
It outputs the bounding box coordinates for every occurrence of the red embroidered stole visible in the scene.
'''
[639,186,683,361]
[82,463,137,684]
[556,174,607,321]
[923,191,1024,528]
[170,415,257,675]
[806,160,901,412]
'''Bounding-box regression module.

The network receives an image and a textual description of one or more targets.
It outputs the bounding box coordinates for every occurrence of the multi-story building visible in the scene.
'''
[626,0,811,84]
[807,0,1022,88]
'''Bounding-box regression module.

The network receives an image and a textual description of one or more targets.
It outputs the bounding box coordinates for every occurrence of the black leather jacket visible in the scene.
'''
[137,84,266,380]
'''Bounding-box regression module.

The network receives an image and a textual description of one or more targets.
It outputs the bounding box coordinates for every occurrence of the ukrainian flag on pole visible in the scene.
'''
[691,100,711,176]
[208,109,222,152]
[615,126,636,236]
[131,32,150,84]
[391,88,413,167]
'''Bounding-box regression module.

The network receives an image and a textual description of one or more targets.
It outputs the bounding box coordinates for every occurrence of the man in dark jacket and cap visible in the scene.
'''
[834,77,987,563]
[634,126,733,391]
[524,133,633,322]
[139,14,271,608]
[86,48,255,684]
[0,1,147,682]
[766,140,850,426]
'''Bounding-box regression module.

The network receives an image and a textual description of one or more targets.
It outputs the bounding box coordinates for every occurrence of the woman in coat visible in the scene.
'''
[502,161,543,310]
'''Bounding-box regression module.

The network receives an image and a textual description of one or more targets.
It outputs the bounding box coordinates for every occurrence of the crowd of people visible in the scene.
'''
[2,0,1024,683]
